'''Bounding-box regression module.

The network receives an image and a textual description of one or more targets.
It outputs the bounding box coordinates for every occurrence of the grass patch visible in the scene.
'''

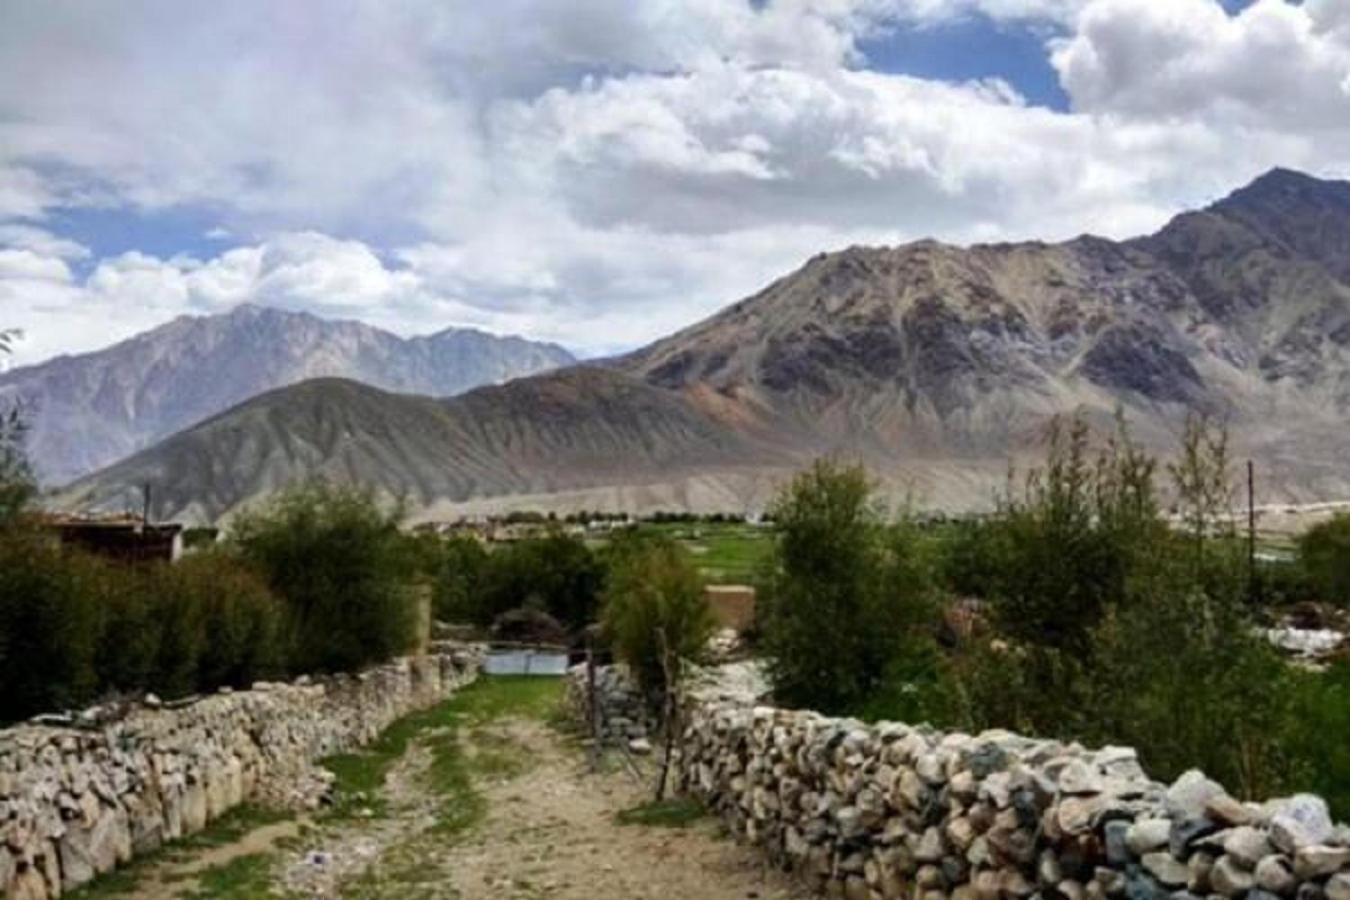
[337,677,565,894]
[615,797,707,828]
[182,853,286,899]
[178,806,291,851]
[634,523,772,584]
[68,805,293,898]
[321,675,562,831]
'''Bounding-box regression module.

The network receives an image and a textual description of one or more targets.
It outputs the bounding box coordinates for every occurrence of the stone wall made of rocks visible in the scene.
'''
[680,691,1350,900]
[563,663,652,747]
[1,644,483,899]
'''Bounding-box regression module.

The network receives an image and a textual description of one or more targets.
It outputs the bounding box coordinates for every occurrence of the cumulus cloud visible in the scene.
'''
[2,0,1350,365]
[1053,0,1350,130]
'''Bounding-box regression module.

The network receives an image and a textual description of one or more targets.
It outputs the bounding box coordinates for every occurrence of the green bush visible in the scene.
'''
[1299,514,1350,605]
[0,530,102,720]
[1084,565,1295,799]
[985,415,1164,653]
[601,532,714,698]
[757,459,938,715]
[1289,662,1350,819]
[172,552,286,691]
[231,482,416,674]
[477,532,603,629]
[427,534,489,622]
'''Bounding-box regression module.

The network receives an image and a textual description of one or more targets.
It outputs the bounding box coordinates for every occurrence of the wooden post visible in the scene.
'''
[655,627,676,802]
[1247,460,1258,606]
[586,634,600,773]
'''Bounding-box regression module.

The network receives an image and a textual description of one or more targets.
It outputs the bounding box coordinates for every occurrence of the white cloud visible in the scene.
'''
[1053,0,1350,130]
[0,224,89,260]
[2,0,1350,367]
[0,249,73,283]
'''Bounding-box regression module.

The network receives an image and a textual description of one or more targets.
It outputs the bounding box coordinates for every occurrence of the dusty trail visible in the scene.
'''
[73,679,803,900]
[423,717,806,900]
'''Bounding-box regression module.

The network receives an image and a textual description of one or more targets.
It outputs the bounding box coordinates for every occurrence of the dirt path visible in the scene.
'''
[73,680,805,900]
[425,717,807,900]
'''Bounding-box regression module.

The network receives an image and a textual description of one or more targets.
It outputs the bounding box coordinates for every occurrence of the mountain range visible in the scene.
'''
[55,168,1350,523]
[0,305,574,484]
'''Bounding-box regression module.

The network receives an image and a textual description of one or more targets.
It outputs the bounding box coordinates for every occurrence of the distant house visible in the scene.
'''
[705,584,756,632]
[49,516,185,564]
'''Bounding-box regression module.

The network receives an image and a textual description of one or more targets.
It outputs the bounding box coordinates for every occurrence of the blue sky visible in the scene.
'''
[1,0,1346,365]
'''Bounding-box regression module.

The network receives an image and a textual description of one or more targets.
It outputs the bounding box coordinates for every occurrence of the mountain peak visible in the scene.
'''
[0,305,577,485]
[1216,167,1350,213]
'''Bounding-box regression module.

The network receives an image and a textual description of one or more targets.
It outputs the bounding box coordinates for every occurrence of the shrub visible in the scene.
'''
[602,532,716,799]
[601,533,714,699]
[428,534,489,622]
[1289,662,1350,819]
[1299,514,1350,606]
[171,552,286,691]
[985,414,1164,653]
[230,482,415,674]
[757,459,938,715]
[478,532,603,629]
[92,562,163,696]
[1084,562,1296,799]
[936,518,1006,599]
[0,529,102,720]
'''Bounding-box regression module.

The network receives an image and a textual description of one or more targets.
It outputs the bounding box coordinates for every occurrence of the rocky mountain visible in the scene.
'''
[55,371,784,523]
[0,304,574,483]
[58,169,1350,522]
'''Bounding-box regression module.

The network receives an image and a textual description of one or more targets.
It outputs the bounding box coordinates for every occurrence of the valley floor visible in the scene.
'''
[71,677,804,900]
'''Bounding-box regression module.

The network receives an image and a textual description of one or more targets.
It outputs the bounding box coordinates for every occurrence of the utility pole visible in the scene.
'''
[1247,460,1257,606]
[142,482,152,529]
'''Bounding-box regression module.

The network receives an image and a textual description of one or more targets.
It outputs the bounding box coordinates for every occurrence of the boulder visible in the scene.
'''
[1270,796,1334,854]
[1296,846,1350,880]
[1127,819,1173,856]
[1210,855,1256,897]
[1255,855,1297,896]
[1142,852,1191,887]
[1165,771,1224,820]
[1326,874,1350,900]
[1223,826,1275,869]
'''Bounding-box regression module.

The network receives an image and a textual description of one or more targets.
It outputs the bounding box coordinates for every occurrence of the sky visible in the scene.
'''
[2,0,1349,366]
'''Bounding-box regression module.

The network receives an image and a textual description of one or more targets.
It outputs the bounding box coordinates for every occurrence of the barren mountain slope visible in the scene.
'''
[0,304,574,483]
[56,169,1350,522]
[55,370,784,523]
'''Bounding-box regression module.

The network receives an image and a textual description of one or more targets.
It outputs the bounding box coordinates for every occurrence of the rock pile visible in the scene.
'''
[680,697,1350,900]
[0,646,482,898]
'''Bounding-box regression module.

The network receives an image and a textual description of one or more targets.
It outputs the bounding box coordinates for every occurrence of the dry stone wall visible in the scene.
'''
[679,677,1350,900]
[563,663,652,747]
[0,644,483,899]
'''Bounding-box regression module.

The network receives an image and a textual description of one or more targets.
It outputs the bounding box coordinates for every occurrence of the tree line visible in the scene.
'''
[754,414,1350,815]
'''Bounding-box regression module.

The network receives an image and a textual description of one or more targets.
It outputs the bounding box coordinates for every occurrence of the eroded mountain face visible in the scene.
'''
[623,168,1350,437]
[0,304,575,484]
[56,169,1350,522]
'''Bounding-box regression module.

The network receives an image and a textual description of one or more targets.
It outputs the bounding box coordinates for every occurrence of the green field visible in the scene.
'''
[635,522,774,584]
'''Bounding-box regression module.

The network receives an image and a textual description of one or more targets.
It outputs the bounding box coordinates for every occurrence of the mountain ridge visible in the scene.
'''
[0,304,575,484]
[57,168,1350,523]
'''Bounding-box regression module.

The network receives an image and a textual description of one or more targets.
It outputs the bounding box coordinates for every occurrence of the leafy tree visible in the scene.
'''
[757,459,938,715]
[0,531,101,719]
[1084,557,1294,798]
[428,534,489,622]
[230,482,415,673]
[601,532,715,798]
[0,329,33,524]
[1299,514,1350,606]
[987,413,1164,653]
[172,552,286,691]
[479,531,603,629]
[602,532,714,698]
